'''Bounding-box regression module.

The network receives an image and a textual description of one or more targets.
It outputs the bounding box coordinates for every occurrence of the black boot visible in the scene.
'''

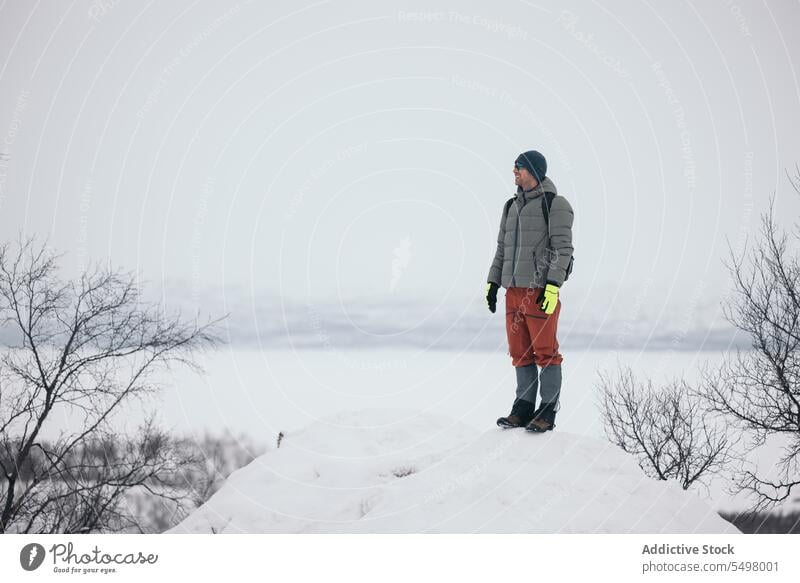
[525,401,557,432]
[497,398,537,428]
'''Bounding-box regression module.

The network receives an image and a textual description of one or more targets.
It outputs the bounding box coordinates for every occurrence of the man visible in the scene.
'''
[485,150,574,432]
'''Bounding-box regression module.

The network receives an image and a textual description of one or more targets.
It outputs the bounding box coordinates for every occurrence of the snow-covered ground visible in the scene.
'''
[39,347,793,519]
[167,408,739,534]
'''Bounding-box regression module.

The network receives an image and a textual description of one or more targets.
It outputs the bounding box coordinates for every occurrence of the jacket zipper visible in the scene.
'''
[510,193,524,287]
[510,189,550,288]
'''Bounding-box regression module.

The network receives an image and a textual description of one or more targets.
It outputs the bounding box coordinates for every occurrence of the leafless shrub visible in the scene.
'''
[0,234,226,533]
[700,181,800,511]
[599,365,734,491]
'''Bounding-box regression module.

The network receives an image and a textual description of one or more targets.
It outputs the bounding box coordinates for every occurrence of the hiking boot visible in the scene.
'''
[497,398,536,428]
[525,401,557,432]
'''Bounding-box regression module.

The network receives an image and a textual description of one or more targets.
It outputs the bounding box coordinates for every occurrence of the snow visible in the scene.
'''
[167,408,739,534]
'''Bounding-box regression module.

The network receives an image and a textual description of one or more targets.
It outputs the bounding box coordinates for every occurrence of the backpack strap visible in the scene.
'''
[502,197,515,221]
[541,191,574,282]
[503,192,555,225]
[541,192,557,227]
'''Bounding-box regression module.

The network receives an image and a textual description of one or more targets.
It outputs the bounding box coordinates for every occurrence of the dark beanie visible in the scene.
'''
[515,150,547,182]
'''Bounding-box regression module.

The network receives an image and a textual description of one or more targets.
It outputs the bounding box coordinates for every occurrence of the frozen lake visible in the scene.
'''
[153,347,723,441]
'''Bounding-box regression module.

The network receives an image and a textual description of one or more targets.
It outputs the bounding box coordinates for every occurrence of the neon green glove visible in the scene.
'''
[537,282,560,315]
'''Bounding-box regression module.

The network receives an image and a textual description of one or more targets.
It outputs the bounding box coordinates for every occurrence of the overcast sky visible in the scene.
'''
[1,0,799,337]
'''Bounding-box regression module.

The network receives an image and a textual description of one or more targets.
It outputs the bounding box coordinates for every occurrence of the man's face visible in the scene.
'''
[514,164,537,189]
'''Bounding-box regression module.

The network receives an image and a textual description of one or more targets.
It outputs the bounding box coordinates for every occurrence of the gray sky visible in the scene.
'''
[1,0,799,340]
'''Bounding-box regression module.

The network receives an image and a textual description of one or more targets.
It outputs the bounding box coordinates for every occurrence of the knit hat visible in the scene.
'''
[515,150,547,182]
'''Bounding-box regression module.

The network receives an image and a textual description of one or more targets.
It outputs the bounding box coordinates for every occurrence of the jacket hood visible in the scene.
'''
[515,176,557,200]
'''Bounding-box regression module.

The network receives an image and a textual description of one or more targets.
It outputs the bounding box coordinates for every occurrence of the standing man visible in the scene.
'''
[486,150,574,432]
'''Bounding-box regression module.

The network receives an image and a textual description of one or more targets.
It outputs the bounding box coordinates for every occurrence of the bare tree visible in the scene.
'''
[179,430,265,509]
[0,235,225,533]
[701,178,800,510]
[599,365,734,491]
[121,430,268,533]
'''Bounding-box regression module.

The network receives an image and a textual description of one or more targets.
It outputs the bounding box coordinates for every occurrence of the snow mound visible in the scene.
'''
[167,408,739,534]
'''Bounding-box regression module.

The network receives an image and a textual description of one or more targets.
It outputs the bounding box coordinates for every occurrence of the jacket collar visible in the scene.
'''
[515,176,558,202]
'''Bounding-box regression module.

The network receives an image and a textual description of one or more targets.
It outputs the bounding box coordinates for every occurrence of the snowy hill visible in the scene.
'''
[167,409,739,534]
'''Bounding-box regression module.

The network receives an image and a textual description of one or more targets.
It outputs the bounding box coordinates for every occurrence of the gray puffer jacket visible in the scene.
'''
[487,176,574,289]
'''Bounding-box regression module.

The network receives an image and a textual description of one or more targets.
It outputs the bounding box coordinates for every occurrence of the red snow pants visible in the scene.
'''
[505,286,564,368]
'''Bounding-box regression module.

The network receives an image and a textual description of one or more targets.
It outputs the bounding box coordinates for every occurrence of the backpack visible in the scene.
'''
[503,192,575,282]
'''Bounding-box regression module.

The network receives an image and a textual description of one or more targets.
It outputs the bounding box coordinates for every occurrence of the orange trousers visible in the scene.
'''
[505,286,564,368]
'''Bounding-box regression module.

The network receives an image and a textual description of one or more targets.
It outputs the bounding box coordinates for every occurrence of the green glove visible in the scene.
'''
[537,282,559,315]
[486,282,499,313]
